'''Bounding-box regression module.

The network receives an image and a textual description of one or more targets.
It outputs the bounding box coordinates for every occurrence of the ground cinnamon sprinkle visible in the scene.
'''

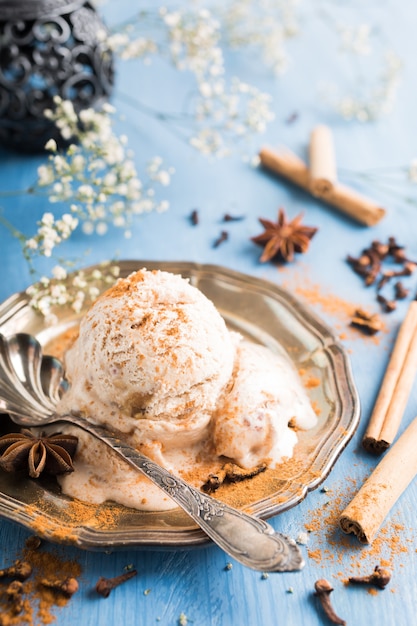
[21,497,125,546]
[279,264,388,343]
[304,475,415,583]
[0,538,81,625]
[45,326,79,362]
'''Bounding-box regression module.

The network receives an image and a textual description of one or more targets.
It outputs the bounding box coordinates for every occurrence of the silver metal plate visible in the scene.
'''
[0,261,360,550]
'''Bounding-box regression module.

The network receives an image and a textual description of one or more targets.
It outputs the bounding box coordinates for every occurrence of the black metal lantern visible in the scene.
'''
[0,0,114,151]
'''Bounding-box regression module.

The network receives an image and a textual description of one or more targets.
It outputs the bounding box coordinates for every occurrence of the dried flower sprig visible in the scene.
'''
[0,97,172,319]
[318,8,403,123]
[40,97,172,238]
[26,262,120,324]
[105,7,275,157]
[221,0,299,76]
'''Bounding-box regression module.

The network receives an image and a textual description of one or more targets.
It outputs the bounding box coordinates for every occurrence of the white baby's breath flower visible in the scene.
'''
[37,165,54,186]
[45,138,57,152]
[25,238,38,250]
[52,265,67,280]
[96,222,108,236]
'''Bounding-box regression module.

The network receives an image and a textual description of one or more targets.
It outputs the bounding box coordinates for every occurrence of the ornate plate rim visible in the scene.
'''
[0,261,360,550]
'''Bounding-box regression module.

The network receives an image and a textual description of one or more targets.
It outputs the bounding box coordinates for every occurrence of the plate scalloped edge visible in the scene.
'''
[0,260,360,549]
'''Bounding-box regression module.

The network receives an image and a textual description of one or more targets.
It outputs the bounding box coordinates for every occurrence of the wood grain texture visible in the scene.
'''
[1,0,417,624]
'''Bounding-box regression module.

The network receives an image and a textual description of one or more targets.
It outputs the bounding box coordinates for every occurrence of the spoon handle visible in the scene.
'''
[61,413,304,572]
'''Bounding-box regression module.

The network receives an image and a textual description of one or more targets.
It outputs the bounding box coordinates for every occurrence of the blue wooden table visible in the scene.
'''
[1,1,417,624]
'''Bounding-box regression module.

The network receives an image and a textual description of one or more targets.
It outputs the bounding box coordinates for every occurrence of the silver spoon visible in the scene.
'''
[0,332,304,572]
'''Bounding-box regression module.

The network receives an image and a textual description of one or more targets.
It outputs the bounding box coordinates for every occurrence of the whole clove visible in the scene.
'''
[213,230,229,248]
[376,294,397,313]
[394,281,409,300]
[347,237,417,312]
[0,560,32,581]
[223,213,245,222]
[95,570,137,598]
[348,565,391,589]
[189,209,199,226]
[40,576,79,597]
[314,579,346,626]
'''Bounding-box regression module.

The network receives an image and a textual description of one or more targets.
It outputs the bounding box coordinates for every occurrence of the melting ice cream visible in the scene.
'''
[57,269,317,511]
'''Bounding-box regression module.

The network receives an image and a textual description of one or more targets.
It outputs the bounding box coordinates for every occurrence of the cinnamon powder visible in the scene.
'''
[0,539,82,625]
[304,475,415,582]
[22,498,125,543]
[279,264,388,343]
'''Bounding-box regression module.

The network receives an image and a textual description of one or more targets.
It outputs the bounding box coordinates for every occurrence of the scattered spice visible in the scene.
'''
[213,230,229,248]
[296,532,309,545]
[0,561,32,581]
[178,613,188,626]
[350,308,383,335]
[124,563,135,572]
[189,209,199,225]
[376,293,396,313]
[5,580,24,616]
[285,111,299,124]
[25,537,41,551]
[314,579,346,626]
[0,430,78,478]
[201,462,267,493]
[261,572,269,580]
[394,281,409,300]
[224,563,233,571]
[347,237,417,311]
[251,208,317,263]
[348,565,391,589]
[39,577,79,597]
[223,213,245,222]
[95,570,137,598]
[0,537,82,625]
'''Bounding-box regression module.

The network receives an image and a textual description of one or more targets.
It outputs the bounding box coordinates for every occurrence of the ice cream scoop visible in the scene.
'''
[58,269,236,458]
[213,341,317,468]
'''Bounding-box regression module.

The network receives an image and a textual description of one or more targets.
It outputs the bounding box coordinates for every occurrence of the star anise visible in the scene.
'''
[251,207,318,263]
[0,430,78,479]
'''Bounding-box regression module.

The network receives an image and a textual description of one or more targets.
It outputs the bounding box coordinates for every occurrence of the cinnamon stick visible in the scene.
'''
[259,146,309,188]
[340,415,417,543]
[309,125,337,195]
[363,301,417,453]
[259,146,386,226]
